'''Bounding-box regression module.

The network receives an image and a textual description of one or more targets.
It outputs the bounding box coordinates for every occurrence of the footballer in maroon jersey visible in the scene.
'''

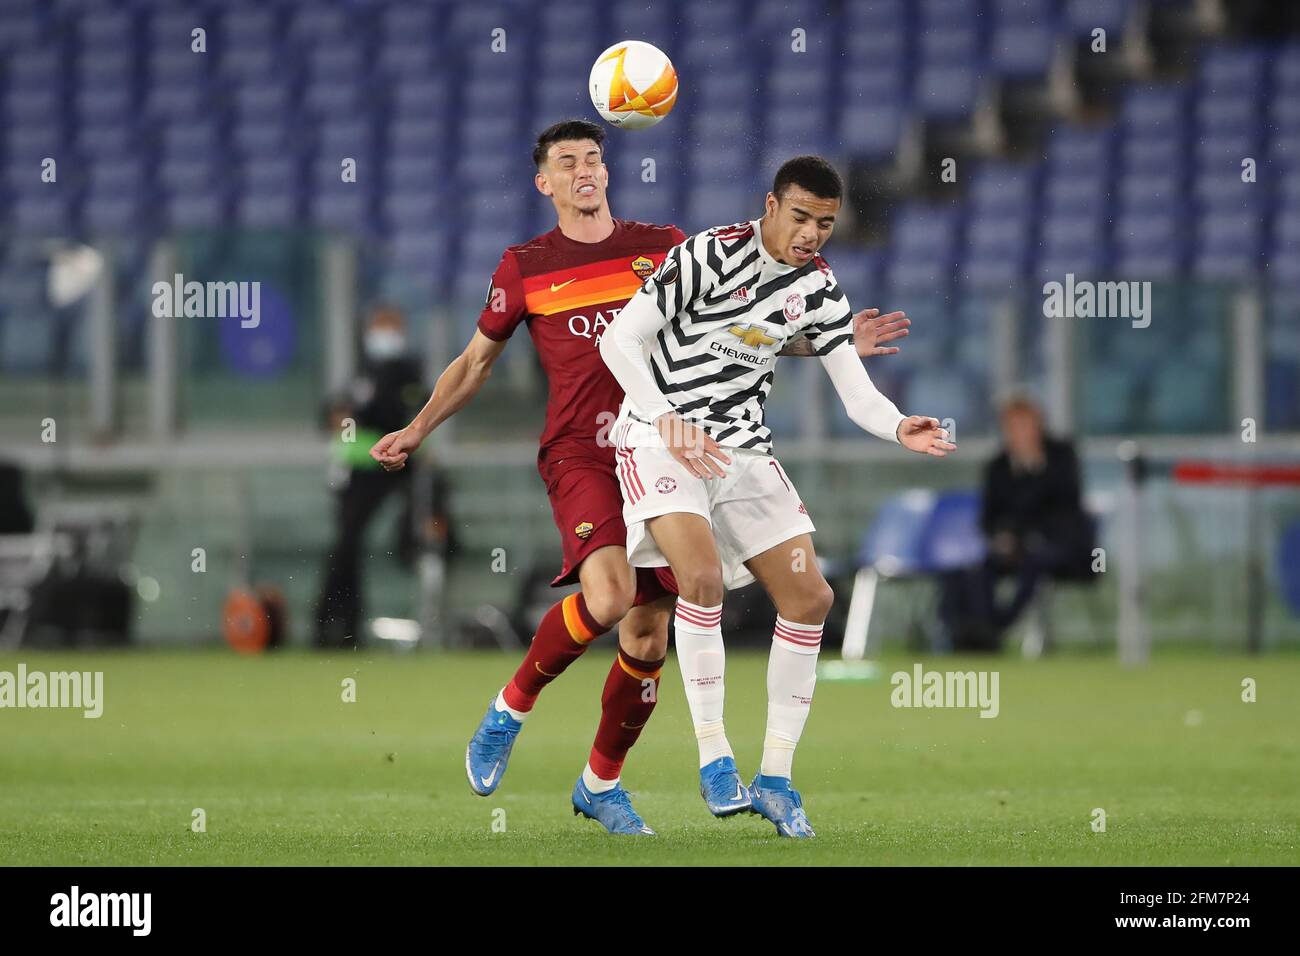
[370,119,909,834]
[477,217,685,588]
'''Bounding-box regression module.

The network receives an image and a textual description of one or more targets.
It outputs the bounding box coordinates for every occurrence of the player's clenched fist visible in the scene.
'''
[896,416,956,458]
[370,427,423,472]
[655,412,732,479]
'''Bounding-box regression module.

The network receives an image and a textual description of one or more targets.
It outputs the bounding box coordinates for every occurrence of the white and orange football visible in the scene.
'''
[589,40,678,130]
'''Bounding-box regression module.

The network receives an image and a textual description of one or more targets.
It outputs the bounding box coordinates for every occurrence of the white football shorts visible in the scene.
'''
[613,421,815,590]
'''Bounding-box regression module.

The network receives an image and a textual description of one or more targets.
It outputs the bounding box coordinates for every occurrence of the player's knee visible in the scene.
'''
[784,580,834,623]
[677,565,724,608]
[583,581,635,628]
[619,628,668,661]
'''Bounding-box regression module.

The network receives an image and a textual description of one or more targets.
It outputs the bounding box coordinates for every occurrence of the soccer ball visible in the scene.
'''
[589,40,678,130]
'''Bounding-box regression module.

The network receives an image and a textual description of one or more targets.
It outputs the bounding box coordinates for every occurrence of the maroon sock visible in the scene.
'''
[588,649,665,780]
[501,592,609,713]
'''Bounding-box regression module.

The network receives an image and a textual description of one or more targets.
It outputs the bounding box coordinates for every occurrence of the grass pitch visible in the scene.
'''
[0,647,1297,866]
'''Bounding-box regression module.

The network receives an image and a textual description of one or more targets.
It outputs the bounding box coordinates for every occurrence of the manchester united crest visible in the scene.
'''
[784,292,806,321]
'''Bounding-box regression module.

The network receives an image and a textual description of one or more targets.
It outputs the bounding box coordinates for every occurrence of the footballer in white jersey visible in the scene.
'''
[599,155,954,837]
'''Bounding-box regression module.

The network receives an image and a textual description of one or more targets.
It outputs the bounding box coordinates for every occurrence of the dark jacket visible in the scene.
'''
[980,438,1094,577]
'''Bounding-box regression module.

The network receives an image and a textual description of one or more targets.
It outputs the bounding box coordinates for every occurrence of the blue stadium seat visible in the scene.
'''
[1200,45,1268,94]
[377,40,437,77]
[695,70,759,107]
[919,491,987,571]
[218,45,279,81]
[843,28,909,69]
[992,0,1056,21]
[83,193,144,234]
[684,186,758,233]
[857,490,938,576]
[839,105,905,159]
[233,83,294,122]
[1121,135,1186,175]
[1196,94,1261,137]
[6,47,61,89]
[841,64,907,104]
[165,193,226,230]
[844,0,909,31]
[288,5,350,41]
[915,65,980,118]
[220,6,277,45]
[8,127,65,171]
[303,80,365,116]
[77,48,132,87]
[390,77,449,119]
[1064,0,1130,35]
[989,22,1056,77]
[144,84,208,121]
[236,191,299,229]
[382,189,442,231]
[1195,211,1262,279]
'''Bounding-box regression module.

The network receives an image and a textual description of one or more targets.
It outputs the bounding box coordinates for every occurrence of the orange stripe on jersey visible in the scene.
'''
[521,253,665,316]
[525,273,647,316]
[561,593,598,644]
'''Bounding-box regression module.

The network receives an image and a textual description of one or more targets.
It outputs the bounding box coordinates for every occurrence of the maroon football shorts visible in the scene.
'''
[545,459,678,606]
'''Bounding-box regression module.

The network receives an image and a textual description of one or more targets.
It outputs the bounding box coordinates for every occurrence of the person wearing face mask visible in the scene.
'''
[315,305,453,648]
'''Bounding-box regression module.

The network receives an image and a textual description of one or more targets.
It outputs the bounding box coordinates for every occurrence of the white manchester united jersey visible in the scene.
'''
[613,218,855,453]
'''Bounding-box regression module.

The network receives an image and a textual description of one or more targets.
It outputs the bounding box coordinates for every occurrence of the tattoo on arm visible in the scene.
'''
[778,335,815,357]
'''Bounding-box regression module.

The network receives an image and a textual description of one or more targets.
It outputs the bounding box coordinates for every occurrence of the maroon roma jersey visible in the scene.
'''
[477,218,686,478]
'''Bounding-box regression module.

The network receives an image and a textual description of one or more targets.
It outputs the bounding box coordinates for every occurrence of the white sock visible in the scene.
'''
[762,616,823,779]
[494,688,529,723]
[582,762,619,794]
[673,598,732,768]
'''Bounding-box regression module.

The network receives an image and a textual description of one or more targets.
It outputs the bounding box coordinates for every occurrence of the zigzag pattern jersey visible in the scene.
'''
[477,219,685,476]
[619,217,854,453]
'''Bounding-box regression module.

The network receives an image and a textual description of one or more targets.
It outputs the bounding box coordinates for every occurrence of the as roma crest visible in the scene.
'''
[631,255,655,278]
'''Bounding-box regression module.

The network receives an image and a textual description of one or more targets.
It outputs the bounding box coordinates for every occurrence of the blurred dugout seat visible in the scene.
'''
[842,489,1106,658]
[841,489,986,659]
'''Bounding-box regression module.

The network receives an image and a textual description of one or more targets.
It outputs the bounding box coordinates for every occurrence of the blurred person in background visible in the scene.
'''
[937,395,1093,652]
[978,395,1094,644]
[315,305,455,648]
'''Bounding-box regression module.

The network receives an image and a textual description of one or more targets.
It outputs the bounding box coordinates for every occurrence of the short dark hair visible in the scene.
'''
[533,119,606,168]
[772,155,843,202]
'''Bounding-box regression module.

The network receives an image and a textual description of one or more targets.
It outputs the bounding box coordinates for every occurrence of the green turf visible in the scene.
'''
[0,648,1297,866]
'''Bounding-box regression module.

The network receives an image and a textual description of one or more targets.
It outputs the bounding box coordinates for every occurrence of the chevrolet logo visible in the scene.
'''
[728,324,777,348]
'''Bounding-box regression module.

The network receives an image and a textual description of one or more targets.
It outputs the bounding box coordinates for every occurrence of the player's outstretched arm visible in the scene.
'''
[370,330,507,472]
[819,343,954,457]
[780,308,910,358]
